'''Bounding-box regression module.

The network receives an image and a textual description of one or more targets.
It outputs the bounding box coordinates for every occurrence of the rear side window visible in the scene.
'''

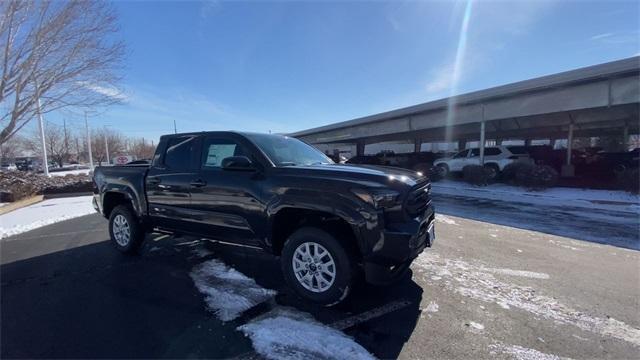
[164,136,196,171]
[201,138,250,168]
[507,146,528,155]
[470,148,501,157]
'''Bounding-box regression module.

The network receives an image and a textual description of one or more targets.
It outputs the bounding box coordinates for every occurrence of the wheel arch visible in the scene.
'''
[268,205,363,259]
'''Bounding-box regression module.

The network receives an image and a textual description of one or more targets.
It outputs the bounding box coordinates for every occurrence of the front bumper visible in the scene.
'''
[363,205,435,285]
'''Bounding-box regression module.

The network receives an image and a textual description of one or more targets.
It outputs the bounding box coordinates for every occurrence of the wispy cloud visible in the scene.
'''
[590,31,639,45]
[79,82,128,101]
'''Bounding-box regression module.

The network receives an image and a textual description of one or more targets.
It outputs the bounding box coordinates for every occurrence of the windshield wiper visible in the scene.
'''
[279,162,297,166]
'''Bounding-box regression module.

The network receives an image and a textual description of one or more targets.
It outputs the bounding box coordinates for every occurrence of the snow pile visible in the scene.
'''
[238,307,374,360]
[189,258,276,321]
[414,253,640,346]
[489,343,567,360]
[0,195,95,239]
[50,168,91,177]
[432,181,640,214]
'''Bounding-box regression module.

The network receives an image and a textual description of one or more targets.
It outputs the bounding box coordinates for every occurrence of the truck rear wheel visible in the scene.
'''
[109,205,144,254]
[281,227,354,306]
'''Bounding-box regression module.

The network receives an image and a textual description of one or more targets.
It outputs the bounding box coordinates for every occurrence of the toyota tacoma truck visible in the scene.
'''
[93,131,435,305]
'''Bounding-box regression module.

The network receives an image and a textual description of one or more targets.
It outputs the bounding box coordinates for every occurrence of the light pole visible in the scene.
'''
[84,111,94,169]
[104,127,110,165]
[35,86,49,177]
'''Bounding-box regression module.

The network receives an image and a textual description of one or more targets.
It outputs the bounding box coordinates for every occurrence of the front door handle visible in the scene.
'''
[190,179,207,188]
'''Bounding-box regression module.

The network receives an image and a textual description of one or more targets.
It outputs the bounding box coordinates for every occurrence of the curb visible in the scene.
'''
[0,195,44,215]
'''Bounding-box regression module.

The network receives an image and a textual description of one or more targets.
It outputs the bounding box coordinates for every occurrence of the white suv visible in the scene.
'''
[433,146,532,179]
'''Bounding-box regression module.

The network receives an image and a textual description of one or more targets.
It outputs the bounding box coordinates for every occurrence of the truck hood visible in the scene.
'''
[280,163,427,188]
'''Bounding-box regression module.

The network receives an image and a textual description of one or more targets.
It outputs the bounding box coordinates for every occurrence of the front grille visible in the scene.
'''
[405,180,431,217]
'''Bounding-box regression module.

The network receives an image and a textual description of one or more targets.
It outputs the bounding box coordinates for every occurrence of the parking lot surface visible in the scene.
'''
[2,207,639,359]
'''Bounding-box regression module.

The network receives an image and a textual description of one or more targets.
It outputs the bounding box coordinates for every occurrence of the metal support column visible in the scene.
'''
[561,123,575,177]
[623,123,629,151]
[413,138,422,153]
[566,123,574,166]
[356,141,365,156]
[479,121,486,165]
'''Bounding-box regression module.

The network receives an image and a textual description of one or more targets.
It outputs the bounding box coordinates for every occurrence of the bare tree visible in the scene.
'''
[0,133,25,160]
[25,121,70,167]
[91,127,124,165]
[0,0,125,145]
[129,137,155,160]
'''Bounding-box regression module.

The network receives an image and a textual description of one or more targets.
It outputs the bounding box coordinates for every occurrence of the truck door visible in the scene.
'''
[188,135,266,247]
[146,135,200,232]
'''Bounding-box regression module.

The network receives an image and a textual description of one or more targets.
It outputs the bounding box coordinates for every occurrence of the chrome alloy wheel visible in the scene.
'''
[292,242,336,293]
[112,214,131,246]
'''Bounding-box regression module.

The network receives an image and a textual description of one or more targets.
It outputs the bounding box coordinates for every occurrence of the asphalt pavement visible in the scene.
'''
[1,198,639,359]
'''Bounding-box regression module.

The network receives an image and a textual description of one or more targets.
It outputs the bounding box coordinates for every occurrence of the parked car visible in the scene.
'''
[433,146,532,179]
[93,132,435,305]
[0,162,17,171]
[345,154,383,165]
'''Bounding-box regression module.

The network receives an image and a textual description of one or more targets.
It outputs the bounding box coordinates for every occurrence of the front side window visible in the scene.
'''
[244,133,333,167]
[164,136,196,171]
[201,138,250,168]
[454,149,469,158]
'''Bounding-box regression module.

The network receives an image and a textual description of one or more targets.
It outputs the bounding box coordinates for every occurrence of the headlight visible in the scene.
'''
[351,188,400,209]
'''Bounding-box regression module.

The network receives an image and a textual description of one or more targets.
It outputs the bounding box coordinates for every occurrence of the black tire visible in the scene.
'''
[436,163,449,177]
[281,227,355,306]
[484,163,500,181]
[108,204,145,254]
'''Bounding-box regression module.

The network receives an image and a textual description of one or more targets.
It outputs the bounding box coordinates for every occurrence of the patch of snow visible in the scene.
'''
[0,196,94,239]
[490,234,498,238]
[468,321,484,330]
[238,307,374,360]
[49,168,90,177]
[436,214,458,225]
[425,301,439,313]
[517,249,523,253]
[489,343,569,360]
[484,268,550,280]
[414,253,640,346]
[190,258,276,322]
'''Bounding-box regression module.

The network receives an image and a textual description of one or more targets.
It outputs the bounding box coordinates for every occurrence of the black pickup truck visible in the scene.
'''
[93,131,435,305]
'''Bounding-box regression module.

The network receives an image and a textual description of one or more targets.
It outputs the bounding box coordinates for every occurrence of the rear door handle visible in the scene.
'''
[190,179,207,187]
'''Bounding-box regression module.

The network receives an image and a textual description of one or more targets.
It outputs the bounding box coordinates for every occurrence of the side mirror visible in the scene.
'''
[222,156,255,171]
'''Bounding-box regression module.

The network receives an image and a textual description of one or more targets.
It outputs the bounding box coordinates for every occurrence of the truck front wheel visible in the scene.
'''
[281,227,354,306]
[109,205,145,254]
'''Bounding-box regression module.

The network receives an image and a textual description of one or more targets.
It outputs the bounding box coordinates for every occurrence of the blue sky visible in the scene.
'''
[48,0,639,141]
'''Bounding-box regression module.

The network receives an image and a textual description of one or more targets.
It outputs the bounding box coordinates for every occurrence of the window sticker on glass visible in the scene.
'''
[205,144,237,167]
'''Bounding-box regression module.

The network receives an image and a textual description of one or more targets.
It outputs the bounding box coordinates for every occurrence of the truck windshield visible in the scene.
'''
[245,133,333,167]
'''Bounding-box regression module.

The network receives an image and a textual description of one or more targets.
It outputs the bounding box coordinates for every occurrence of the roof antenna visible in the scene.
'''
[173,120,177,134]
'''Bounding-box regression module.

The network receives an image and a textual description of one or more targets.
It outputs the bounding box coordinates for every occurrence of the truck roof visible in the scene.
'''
[159,131,286,139]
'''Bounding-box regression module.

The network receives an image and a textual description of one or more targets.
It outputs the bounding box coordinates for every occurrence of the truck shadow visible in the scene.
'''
[1,230,423,359]
[205,240,424,359]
